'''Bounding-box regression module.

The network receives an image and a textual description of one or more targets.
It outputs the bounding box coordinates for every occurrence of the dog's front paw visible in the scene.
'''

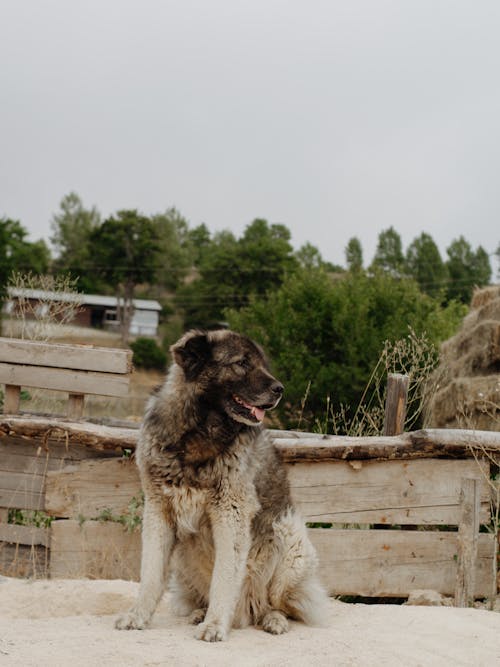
[195,620,228,642]
[115,609,148,631]
[262,610,289,635]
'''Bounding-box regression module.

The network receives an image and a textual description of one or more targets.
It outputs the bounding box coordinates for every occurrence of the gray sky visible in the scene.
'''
[1,0,499,273]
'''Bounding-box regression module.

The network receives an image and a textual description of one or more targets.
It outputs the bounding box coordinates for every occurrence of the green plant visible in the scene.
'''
[8,509,53,529]
[95,493,144,532]
[130,337,167,370]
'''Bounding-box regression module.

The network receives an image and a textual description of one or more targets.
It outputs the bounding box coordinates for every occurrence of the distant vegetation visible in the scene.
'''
[1,192,498,430]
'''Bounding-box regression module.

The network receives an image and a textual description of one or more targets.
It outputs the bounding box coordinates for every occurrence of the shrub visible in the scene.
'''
[130,337,167,370]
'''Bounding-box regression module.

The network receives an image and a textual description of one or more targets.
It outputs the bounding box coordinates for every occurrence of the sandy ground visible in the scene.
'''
[1,578,499,666]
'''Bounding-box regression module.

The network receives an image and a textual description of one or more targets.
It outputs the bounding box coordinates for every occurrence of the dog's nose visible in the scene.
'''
[271,382,284,396]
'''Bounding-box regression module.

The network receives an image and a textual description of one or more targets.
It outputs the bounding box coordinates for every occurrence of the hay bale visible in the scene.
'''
[471,285,500,309]
[426,286,500,430]
[441,321,500,379]
[428,376,500,429]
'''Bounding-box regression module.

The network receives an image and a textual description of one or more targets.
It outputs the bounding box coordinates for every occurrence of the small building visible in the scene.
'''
[4,288,162,338]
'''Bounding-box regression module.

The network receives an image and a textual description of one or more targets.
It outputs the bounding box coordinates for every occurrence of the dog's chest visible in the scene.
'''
[162,484,208,538]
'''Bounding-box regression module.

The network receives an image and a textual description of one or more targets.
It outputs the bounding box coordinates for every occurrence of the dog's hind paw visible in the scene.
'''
[262,610,289,635]
[188,608,206,625]
[115,610,148,631]
[195,620,227,642]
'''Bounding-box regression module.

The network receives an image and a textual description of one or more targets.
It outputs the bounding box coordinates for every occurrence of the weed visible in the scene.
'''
[94,493,144,533]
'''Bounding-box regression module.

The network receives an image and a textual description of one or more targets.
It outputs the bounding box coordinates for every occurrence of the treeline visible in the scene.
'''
[1,192,498,429]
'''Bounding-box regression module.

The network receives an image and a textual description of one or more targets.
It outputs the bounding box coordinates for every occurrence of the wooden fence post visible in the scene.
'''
[455,477,480,607]
[383,373,409,436]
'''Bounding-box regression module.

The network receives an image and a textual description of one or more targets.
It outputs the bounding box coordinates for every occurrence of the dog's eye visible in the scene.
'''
[233,358,249,370]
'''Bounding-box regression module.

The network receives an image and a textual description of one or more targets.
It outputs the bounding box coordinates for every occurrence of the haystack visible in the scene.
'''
[425,285,500,430]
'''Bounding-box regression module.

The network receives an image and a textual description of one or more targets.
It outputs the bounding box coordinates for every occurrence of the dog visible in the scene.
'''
[115,328,328,641]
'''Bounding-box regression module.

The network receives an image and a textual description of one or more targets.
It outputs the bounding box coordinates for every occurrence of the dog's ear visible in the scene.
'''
[170,331,211,381]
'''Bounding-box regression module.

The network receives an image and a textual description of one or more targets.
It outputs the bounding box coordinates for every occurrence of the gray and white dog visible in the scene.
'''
[116,329,328,641]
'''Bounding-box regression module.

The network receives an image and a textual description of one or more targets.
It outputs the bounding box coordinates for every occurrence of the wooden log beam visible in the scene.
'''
[0,417,138,452]
[1,417,500,458]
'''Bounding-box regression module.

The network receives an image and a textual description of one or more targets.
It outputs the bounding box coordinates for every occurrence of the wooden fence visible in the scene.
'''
[1,416,499,603]
[0,338,498,604]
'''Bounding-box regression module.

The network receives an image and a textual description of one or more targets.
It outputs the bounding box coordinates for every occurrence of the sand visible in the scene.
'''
[1,577,499,667]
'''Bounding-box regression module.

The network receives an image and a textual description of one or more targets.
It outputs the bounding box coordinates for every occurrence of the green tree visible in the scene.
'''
[405,232,447,299]
[0,218,50,294]
[227,269,463,429]
[445,236,492,303]
[345,237,363,272]
[150,207,193,291]
[177,219,298,328]
[88,210,159,342]
[50,192,102,292]
[370,227,405,276]
[296,242,324,270]
[188,223,212,266]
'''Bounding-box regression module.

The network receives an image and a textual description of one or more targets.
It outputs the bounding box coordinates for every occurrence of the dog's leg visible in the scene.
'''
[115,496,174,630]
[195,504,252,642]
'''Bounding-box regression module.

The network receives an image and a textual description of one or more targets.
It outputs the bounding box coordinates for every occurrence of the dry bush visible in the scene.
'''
[5,272,83,341]
[317,328,440,436]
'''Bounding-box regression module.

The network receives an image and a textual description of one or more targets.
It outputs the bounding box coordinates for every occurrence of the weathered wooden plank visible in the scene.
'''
[0,435,120,510]
[68,393,85,420]
[50,519,141,581]
[0,337,133,374]
[44,457,490,526]
[0,363,130,397]
[288,459,491,526]
[4,384,20,414]
[0,522,50,547]
[0,542,49,577]
[45,459,141,518]
[0,470,45,510]
[310,529,495,598]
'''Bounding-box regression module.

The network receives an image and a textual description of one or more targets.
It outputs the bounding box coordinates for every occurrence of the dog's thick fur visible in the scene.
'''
[115,329,328,641]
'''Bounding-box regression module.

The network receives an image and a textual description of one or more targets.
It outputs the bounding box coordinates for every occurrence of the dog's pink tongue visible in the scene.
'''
[251,406,266,422]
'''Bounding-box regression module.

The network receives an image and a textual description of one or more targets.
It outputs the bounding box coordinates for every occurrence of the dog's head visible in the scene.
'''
[170,329,283,426]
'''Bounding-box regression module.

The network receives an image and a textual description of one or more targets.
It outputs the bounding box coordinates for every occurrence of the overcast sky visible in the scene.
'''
[1,0,499,273]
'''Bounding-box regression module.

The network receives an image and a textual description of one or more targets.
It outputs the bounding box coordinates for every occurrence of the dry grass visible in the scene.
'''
[20,367,163,422]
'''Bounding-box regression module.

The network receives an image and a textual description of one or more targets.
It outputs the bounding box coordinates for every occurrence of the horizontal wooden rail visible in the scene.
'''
[0,337,132,374]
